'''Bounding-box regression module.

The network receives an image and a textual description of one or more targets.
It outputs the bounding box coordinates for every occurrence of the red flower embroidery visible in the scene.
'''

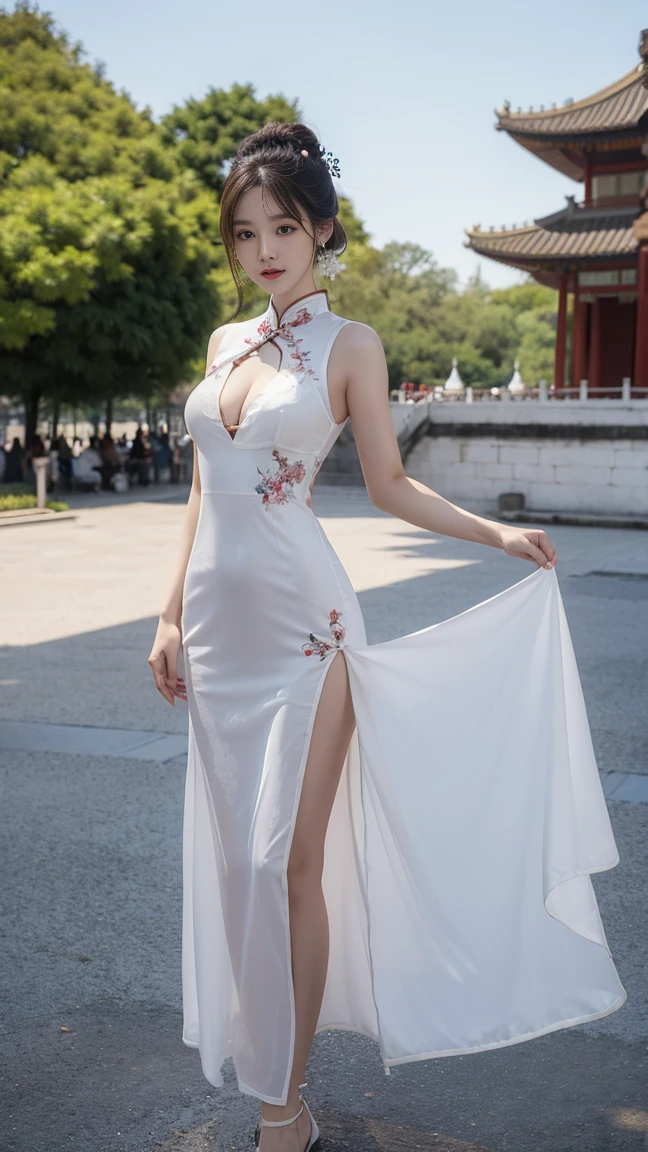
[255,449,306,507]
[207,308,318,383]
[302,609,346,660]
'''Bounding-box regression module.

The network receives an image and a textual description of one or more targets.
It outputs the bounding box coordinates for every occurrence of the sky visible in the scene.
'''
[44,0,647,290]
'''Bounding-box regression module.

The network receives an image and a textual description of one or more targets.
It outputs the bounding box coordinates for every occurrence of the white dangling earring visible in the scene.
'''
[316,240,346,280]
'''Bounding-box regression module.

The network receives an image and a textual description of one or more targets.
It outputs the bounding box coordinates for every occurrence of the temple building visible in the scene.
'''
[466,31,648,395]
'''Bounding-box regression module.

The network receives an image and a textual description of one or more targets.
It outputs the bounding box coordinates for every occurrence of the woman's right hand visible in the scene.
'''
[148,618,187,706]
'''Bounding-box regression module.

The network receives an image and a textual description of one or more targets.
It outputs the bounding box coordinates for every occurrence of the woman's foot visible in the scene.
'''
[256,1099,314,1152]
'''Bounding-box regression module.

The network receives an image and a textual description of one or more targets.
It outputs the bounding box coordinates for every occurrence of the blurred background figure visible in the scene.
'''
[127,426,152,486]
[52,435,73,491]
[3,438,24,483]
[25,433,47,485]
[73,436,103,491]
[98,432,120,490]
[152,429,172,483]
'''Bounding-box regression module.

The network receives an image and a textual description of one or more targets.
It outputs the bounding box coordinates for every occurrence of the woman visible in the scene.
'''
[148,122,625,1152]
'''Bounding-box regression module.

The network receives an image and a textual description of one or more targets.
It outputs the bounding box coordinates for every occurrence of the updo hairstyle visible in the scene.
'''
[220,121,348,317]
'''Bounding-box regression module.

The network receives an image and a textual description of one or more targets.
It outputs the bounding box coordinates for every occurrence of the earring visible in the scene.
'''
[316,242,346,280]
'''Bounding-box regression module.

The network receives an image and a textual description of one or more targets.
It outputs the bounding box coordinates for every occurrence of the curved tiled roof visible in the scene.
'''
[496,65,648,138]
[466,205,637,270]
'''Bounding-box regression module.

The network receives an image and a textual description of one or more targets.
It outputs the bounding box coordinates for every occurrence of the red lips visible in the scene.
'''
[261,269,284,278]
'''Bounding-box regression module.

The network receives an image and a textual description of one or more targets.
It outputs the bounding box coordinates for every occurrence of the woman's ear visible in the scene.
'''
[317,221,335,246]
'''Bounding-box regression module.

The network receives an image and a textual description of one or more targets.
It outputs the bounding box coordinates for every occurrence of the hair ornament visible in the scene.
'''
[300,148,309,157]
[319,145,341,179]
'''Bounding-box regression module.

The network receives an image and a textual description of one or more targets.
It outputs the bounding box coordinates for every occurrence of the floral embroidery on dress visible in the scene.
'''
[244,310,317,378]
[302,609,346,660]
[255,449,306,507]
[207,307,319,387]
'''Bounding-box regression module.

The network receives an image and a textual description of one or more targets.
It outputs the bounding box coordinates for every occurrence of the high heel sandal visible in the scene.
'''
[254,1082,320,1151]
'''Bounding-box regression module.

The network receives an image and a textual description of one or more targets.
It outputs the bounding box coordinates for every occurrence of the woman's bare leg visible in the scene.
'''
[259,650,355,1151]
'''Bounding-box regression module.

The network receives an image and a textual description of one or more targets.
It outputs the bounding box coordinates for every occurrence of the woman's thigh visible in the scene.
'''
[288,651,356,882]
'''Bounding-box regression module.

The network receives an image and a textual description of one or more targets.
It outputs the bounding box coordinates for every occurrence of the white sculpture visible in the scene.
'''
[444,357,465,391]
[507,359,526,393]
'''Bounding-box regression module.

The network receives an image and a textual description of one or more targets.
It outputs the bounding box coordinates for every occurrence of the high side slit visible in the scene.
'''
[180,287,626,1105]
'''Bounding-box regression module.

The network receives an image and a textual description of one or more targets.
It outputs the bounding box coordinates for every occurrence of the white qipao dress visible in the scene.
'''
[180,287,626,1106]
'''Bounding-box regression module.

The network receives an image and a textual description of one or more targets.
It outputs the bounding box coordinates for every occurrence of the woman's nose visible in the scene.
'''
[258,234,277,260]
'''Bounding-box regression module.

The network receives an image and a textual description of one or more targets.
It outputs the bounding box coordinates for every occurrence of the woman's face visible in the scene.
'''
[233,186,332,297]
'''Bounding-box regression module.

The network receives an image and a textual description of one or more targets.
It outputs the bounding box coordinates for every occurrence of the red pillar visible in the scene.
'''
[554,271,568,392]
[634,245,648,390]
[589,296,602,393]
[571,273,588,388]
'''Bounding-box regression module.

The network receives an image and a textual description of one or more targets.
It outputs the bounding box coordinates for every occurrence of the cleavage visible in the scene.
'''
[219,340,283,435]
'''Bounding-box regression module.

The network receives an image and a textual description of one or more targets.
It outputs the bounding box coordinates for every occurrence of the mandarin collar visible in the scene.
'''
[265,288,330,328]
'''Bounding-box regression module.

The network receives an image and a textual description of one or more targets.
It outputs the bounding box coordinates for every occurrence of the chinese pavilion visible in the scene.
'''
[466,31,648,394]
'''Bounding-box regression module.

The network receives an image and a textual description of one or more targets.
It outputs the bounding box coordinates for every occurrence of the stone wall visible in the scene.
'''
[406,435,648,514]
[317,397,648,516]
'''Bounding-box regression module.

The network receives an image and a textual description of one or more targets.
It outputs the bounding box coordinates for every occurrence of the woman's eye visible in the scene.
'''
[236,230,253,240]
[277,225,295,235]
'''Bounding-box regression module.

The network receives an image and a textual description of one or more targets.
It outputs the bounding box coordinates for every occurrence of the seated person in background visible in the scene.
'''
[75,439,103,488]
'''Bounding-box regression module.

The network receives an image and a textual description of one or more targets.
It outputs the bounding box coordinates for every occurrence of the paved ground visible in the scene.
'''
[1,483,647,1152]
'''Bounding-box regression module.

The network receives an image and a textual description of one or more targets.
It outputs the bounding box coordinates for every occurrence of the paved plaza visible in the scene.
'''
[1,484,647,1151]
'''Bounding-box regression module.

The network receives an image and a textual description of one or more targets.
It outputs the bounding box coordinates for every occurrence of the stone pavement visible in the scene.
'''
[1,484,647,1152]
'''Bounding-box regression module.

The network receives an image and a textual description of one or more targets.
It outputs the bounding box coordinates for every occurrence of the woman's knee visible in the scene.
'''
[287,840,324,898]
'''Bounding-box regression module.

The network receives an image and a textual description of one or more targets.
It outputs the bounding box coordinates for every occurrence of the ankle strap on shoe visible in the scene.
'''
[298,1081,307,1099]
[261,1102,304,1128]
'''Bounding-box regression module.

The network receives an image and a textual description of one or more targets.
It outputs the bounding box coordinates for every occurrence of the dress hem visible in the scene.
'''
[183,988,628,1097]
[376,989,628,1070]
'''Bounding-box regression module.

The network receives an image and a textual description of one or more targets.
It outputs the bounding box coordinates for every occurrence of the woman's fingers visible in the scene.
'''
[148,651,176,706]
[526,529,557,568]
[173,676,188,702]
[502,527,557,569]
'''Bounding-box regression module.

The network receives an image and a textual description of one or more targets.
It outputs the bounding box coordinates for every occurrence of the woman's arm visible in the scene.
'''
[329,323,556,569]
[147,325,228,705]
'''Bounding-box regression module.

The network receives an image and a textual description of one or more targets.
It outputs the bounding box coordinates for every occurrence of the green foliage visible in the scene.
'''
[0,490,68,510]
[0,3,221,436]
[161,83,299,195]
[328,235,557,390]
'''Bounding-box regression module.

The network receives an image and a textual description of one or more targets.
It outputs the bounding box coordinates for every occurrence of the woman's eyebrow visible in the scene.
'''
[233,214,297,224]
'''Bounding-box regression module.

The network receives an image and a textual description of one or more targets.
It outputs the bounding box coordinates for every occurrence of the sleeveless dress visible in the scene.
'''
[180,287,626,1106]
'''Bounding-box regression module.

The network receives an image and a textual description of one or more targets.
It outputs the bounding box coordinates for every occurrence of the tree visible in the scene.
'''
[0,4,220,439]
[160,83,299,196]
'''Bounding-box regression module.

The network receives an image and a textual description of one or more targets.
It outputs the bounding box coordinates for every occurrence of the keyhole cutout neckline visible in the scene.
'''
[217,342,285,441]
[211,288,332,444]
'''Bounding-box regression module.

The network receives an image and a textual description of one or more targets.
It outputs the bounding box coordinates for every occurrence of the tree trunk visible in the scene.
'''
[25,390,41,446]
[105,396,113,437]
[51,399,60,442]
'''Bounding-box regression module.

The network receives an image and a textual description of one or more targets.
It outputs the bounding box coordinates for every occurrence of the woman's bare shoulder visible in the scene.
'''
[336,319,383,351]
[207,322,231,354]
[330,319,385,376]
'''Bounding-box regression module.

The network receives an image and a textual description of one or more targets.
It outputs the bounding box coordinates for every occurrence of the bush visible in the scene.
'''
[0,493,69,512]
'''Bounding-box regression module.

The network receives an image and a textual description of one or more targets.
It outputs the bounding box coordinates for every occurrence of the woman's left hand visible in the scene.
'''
[498,525,557,569]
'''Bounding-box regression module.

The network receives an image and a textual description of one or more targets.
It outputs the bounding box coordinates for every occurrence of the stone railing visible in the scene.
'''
[403,378,648,404]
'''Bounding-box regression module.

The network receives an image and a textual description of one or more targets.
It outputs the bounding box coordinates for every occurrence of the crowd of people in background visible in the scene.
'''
[0,426,193,491]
